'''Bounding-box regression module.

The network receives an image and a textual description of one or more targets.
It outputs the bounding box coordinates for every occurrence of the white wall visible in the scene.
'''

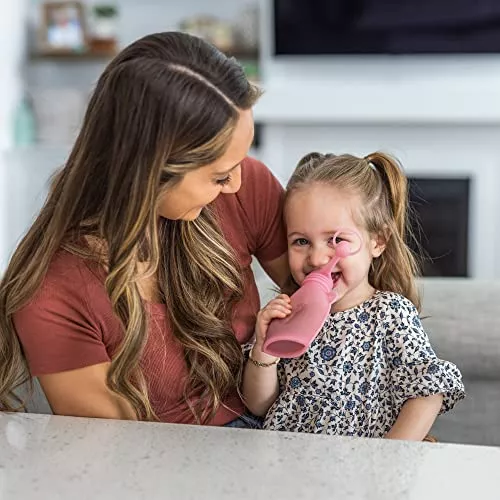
[0,0,28,270]
[254,0,500,128]
[115,0,252,46]
[256,0,500,119]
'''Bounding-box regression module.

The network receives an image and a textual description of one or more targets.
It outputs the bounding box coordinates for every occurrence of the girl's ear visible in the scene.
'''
[371,230,388,258]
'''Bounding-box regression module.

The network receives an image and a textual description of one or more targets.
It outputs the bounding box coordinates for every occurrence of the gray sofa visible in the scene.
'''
[21,277,500,447]
[421,278,500,446]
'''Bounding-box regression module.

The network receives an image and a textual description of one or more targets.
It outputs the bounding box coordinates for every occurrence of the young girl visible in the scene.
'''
[243,152,465,440]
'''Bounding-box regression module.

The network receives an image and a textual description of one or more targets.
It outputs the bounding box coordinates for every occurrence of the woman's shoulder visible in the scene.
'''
[12,248,116,377]
[214,156,273,213]
[240,155,272,179]
[22,248,108,313]
[214,156,287,261]
[44,247,102,286]
[239,155,283,196]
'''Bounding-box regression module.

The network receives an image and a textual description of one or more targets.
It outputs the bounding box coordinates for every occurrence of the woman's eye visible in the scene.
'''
[216,174,231,186]
[293,238,309,246]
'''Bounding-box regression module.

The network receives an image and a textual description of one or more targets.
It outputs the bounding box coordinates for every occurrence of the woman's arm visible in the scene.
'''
[384,394,443,441]
[259,252,289,289]
[38,362,137,420]
[12,255,140,421]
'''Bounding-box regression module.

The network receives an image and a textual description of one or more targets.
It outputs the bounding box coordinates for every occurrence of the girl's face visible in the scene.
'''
[285,182,385,312]
[157,109,254,221]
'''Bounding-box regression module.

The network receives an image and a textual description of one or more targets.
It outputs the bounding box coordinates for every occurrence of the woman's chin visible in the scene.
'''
[181,208,203,221]
[161,206,203,221]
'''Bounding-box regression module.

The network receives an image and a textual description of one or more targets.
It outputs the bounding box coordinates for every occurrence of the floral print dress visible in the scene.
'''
[263,291,465,437]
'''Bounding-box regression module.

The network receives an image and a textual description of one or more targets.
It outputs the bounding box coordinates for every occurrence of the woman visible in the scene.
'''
[0,32,288,426]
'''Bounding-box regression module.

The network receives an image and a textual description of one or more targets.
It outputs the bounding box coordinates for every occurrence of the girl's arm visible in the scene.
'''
[385,393,443,441]
[242,294,292,416]
[384,295,464,441]
[242,344,280,417]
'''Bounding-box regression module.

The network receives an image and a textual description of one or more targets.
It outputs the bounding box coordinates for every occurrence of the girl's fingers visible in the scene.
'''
[262,305,292,319]
[276,294,291,303]
[257,296,293,323]
[268,298,292,310]
[261,311,286,325]
[270,304,292,316]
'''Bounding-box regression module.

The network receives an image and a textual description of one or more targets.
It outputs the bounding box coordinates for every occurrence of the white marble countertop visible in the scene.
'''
[0,413,499,500]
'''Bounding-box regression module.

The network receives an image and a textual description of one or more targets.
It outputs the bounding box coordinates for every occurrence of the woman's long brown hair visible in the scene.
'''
[0,32,261,421]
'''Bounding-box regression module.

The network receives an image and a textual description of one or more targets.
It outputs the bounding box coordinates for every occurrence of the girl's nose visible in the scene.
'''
[308,248,331,270]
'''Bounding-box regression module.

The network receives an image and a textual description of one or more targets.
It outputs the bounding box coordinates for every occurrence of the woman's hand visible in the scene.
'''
[254,294,292,349]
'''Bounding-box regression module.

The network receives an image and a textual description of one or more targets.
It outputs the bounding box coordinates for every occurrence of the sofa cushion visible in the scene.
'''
[420,278,500,379]
[431,379,500,446]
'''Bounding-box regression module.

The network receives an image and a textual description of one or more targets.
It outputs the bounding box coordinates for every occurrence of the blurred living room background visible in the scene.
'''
[2,0,500,281]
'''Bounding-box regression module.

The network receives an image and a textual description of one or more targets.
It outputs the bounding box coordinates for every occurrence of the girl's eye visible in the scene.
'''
[216,174,231,186]
[293,238,309,246]
[328,236,344,245]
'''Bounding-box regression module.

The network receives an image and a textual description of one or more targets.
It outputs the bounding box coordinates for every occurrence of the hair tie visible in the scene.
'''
[366,158,377,172]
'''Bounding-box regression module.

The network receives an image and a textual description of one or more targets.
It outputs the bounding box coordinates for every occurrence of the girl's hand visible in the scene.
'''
[255,294,292,348]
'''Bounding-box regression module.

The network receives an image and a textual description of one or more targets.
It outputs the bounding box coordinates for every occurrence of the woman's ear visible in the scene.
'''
[370,231,387,258]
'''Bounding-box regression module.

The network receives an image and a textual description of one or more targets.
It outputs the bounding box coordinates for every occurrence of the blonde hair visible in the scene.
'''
[0,32,261,422]
[285,152,421,310]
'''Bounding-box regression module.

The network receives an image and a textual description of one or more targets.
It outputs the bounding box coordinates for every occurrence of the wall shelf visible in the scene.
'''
[29,50,117,62]
[224,48,259,61]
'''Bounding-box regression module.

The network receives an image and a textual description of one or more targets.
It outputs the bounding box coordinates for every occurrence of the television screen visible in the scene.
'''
[274,0,500,55]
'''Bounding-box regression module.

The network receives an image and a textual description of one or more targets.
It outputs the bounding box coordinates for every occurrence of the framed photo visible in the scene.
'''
[40,1,88,54]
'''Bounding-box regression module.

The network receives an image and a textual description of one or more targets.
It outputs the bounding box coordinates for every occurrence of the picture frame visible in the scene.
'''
[39,1,88,54]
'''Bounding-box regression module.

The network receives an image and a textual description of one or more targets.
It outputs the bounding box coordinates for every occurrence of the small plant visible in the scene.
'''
[93,5,118,18]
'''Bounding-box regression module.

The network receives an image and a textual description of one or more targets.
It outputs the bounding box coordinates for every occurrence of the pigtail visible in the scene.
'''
[365,152,422,310]
[365,152,407,236]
